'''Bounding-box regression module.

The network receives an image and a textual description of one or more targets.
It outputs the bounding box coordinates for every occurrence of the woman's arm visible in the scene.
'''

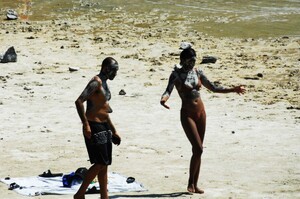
[160,72,176,109]
[199,69,245,94]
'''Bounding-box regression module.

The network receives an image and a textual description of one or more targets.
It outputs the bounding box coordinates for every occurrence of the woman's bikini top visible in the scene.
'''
[174,66,201,90]
[162,64,223,100]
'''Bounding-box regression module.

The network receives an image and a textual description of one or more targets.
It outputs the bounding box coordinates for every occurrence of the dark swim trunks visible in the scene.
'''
[84,121,112,165]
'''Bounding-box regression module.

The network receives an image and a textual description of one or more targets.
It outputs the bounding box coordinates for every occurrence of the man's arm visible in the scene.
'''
[106,115,121,145]
[75,79,101,138]
[106,116,116,135]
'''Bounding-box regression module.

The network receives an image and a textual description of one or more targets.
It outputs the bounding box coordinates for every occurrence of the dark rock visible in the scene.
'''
[201,56,217,64]
[287,106,300,110]
[26,36,35,39]
[0,46,17,63]
[69,67,79,72]
[257,73,263,78]
[119,89,126,95]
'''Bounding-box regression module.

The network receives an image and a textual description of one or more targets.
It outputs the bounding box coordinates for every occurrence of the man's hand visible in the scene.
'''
[112,132,121,145]
[83,123,92,139]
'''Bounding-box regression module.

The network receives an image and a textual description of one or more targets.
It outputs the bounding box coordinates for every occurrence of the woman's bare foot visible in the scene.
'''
[187,184,195,193]
[195,187,204,194]
[187,184,204,194]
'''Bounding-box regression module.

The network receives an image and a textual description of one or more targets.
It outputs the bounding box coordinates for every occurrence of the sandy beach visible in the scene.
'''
[0,7,300,199]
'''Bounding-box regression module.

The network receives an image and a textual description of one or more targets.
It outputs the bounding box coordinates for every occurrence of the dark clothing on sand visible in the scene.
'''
[84,121,112,165]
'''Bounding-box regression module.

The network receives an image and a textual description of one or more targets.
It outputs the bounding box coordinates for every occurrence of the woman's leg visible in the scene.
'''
[194,111,206,193]
[181,110,205,193]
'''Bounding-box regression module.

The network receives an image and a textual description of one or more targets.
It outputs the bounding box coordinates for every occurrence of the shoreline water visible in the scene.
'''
[1,0,300,38]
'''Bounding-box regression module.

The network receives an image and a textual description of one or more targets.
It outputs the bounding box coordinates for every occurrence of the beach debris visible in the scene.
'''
[0,46,17,63]
[25,36,35,39]
[201,56,217,64]
[69,67,80,72]
[8,182,20,190]
[244,76,259,80]
[149,58,162,66]
[286,106,300,110]
[126,177,135,184]
[119,89,126,95]
[243,73,264,80]
[144,82,152,87]
[6,9,18,20]
[23,86,31,91]
[39,170,63,178]
[169,52,180,56]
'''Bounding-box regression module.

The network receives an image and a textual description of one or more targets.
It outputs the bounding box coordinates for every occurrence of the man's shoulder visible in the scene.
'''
[91,75,102,84]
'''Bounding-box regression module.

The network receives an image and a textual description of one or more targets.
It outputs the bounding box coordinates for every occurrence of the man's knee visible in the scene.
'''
[93,163,107,171]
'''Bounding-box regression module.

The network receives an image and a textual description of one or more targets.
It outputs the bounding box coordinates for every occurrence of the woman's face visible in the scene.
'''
[182,56,196,71]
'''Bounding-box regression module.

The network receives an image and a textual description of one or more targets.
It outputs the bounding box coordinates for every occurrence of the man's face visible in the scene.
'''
[107,62,119,80]
[182,56,196,71]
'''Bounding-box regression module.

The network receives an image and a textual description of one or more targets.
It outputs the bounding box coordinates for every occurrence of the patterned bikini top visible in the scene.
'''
[173,65,202,90]
[161,64,222,99]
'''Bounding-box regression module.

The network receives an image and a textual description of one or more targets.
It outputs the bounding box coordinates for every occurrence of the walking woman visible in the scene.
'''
[160,43,245,194]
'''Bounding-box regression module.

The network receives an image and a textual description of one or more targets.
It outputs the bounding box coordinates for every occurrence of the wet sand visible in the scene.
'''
[0,11,299,199]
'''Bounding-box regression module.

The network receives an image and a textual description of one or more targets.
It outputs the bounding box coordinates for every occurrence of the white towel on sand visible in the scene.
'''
[1,172,146,196]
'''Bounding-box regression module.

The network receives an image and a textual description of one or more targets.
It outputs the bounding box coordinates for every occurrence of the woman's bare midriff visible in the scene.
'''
[181,97,205,113]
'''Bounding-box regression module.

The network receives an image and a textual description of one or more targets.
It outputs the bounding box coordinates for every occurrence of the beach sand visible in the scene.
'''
[0,13,299,199]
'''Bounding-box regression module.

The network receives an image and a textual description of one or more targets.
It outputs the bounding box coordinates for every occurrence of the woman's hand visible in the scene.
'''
[234,85,246,95]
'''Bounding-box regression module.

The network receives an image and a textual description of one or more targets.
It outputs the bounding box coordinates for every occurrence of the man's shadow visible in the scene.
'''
[110,192,192,198]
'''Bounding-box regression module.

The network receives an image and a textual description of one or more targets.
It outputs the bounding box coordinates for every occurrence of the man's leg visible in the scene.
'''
[97,165,108,199]
[74,164,102,199]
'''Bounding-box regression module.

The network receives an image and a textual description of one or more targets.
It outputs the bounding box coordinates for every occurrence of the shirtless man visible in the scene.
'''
[160,44,245,194]
[74,57,121,199]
